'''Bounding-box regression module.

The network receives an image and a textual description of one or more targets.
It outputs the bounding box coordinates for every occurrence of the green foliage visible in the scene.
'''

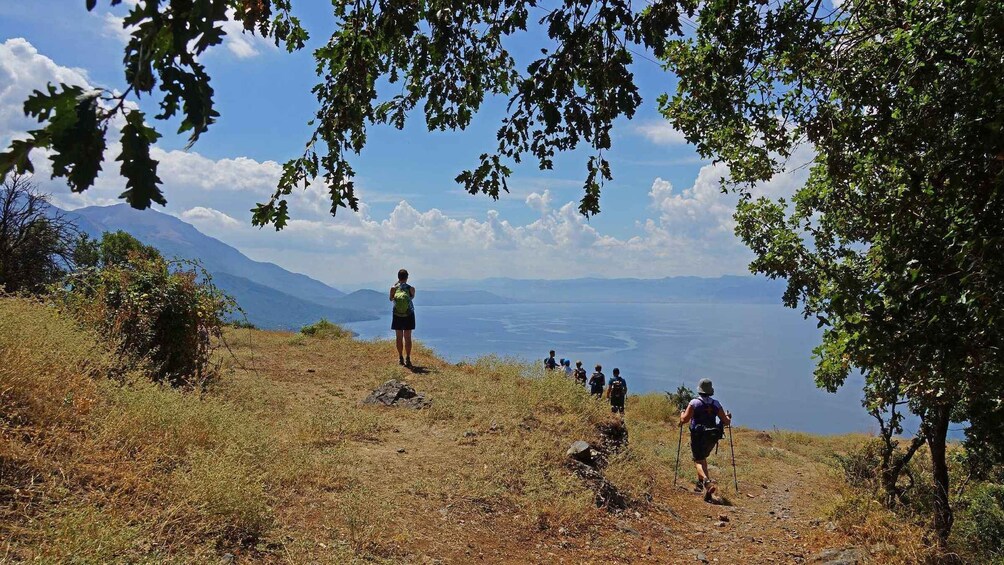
[661,0,1004,542]
[3,1,700,226]
[300,318,353,339]
[55,231,234,387]
[665,385,695,412]
[955,483,1004,563]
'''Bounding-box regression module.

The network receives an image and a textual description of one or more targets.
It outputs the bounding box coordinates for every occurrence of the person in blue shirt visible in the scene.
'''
[606,368,627,414]
[679,378,732,500]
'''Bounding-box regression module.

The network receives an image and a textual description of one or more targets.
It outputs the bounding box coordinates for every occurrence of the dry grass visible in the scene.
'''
[0,297,959,562]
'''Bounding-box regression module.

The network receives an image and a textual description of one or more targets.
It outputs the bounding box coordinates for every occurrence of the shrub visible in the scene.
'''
[54,232,234,387]
[301,318,353,339]
[955,483,1004,563]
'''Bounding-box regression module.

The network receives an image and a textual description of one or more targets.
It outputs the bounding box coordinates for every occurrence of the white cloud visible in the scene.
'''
[0,38,92,146]
[180,206,242,228]
[525,190,552,214]
[633,120,688,145]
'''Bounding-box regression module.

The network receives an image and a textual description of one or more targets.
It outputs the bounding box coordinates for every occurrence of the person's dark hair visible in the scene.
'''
[613,368,620,375]
[398,269,409,282]
[575,360,582,367]
[549,350,555,356]
[595,364,602,371]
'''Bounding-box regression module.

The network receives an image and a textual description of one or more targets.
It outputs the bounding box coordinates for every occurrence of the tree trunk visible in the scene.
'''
[924,405,953,545]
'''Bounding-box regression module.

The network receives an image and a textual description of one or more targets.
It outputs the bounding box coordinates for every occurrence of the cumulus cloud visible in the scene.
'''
[180,206,242,228]
[525,190,552,214]
[633,120,688,145]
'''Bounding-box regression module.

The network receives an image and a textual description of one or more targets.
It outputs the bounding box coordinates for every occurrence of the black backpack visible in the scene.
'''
[609,378,626,397]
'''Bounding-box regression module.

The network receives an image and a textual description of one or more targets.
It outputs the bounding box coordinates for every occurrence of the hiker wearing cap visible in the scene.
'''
[562,359,574,378]
[606,368,627,414]
[544,350,558,371]
[390,269,416,367]
[588,365,606,397]
[679,378,732,500]
[573,361,587,386]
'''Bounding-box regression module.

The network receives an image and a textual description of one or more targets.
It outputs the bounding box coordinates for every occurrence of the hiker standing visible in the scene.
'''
[561,359,574,378]
[573,361,587,386]
[606,368,627,414]
[390,269,416,367]
[679,378,731,501]
[588,364,605,397]
[544,350,558,371]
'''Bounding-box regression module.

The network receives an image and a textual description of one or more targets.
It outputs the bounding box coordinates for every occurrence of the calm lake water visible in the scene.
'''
[346,302,875,435]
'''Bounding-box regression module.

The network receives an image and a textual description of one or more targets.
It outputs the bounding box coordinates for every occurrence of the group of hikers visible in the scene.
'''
[543,350,628,414]
[390,269,733,501]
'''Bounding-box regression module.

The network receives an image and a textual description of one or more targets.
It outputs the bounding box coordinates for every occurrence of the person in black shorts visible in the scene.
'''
[679,378,732,500]
[606,368,627,414]
[588,364,605,397]
[390,269,416,366]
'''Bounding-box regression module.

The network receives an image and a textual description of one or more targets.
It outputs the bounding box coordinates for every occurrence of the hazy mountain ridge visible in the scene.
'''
[58,205,787,330]
[423,275,787,304]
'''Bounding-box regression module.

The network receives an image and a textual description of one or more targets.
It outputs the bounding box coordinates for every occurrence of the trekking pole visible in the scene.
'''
[673,424,683,486]
[728,424,739,494]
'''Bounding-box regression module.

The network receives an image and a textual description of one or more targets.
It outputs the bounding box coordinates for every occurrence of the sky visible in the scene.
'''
[0,1,815,288]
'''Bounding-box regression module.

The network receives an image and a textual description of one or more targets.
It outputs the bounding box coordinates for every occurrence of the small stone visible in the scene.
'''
[558,527,568,535]
[220,554,235,564]
[397,448,406,453]
[717,514,729,522]
[715,521,727,527]
[306,368,316,373]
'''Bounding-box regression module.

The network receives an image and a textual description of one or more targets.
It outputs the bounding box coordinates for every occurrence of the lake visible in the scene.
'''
[345,302,875,435]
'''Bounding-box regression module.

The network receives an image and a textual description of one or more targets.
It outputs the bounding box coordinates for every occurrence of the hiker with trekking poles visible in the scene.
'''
[676,378,735,502]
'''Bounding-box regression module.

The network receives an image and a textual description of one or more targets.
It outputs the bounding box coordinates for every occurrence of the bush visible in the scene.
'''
[955,483,1004,563]
[54,232,233,387]
[301,318,353,339]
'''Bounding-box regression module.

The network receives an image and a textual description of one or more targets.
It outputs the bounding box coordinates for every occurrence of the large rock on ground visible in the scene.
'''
[567,440,593,465]
[362,380,430,409]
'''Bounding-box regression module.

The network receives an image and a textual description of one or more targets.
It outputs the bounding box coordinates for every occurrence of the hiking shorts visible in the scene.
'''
[690,429,718,461]
[610,396,625,413]
[391,311,416,331]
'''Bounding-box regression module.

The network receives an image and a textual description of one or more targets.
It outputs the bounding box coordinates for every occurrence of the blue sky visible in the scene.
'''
[0,1,813,287]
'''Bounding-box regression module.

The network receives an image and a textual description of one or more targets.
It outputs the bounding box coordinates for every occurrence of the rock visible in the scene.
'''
[812,547,867,564]
[567,440,593,464]
[715,520,727,527]
[717,514,729,522]
[558,527,568,535]
[220,554,235,564]
[692,550,709,563]
[362,380,430,409]
[397,448,406,453]
[306,368,316,373]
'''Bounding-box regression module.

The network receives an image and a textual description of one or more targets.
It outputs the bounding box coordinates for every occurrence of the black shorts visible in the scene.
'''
[690,428,719,461]
[391,312,415,331]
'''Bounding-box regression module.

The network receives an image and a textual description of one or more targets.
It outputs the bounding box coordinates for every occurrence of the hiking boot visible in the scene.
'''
[405,356,412,367]
[399,356,405,366]
[694,480,705,493]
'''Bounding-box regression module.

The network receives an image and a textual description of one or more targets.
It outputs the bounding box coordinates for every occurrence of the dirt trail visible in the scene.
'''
[232,332,861,564]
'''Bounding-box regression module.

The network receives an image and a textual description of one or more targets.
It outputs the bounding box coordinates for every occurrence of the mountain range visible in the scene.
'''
[59,205,787,329]
[60,205,515,329]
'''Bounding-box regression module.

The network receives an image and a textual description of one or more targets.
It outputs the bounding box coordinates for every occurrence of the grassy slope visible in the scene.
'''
[1,297,928,563]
